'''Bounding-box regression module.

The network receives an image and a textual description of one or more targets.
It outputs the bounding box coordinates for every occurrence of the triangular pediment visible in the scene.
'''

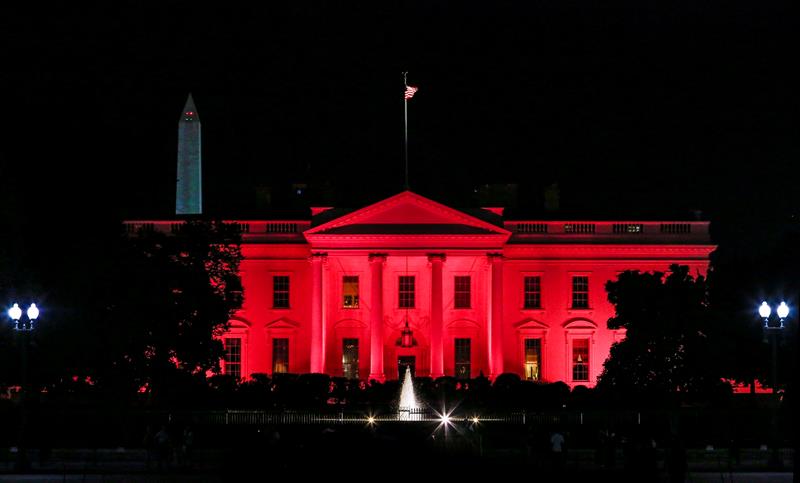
[333,318,368,329]
[514,318,550,331]
[305,191,510,236]
[446,318,481,330]
[357,202,463,225]
[265,317,300,330]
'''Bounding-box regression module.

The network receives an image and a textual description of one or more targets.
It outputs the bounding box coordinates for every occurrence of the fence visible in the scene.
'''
[0,405,790,449]
[187,408,526,425]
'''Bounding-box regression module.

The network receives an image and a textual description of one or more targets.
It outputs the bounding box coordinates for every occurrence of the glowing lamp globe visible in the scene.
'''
[759,301,771,319]
[8,303,22,321]
[27,303,39,321]
[777,302,789,320]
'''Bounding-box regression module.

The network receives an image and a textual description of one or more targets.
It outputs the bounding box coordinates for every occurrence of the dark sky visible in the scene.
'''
[1,1,796,224]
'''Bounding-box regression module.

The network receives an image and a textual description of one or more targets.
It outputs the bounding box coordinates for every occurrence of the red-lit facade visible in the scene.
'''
[129,191,714,386]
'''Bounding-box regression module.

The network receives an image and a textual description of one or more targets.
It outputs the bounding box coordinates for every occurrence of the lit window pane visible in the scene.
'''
[273,338,289,374]
[342,276,359,308]
[455,338,471,379]
[572,339,589,381]
[524,338,542,381]
[342,338,359,379]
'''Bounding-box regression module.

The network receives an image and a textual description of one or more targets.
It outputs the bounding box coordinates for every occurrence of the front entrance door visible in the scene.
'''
[398,356,416,379]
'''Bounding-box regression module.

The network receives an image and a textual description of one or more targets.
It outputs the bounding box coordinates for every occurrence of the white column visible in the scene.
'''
[488,253,504,378]
[428,254,445,378]
[369,254,386,381]
[309,253,326,373]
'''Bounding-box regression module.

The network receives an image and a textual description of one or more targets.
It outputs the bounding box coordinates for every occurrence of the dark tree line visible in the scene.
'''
[597,262,796,404]
[0,220,243,406]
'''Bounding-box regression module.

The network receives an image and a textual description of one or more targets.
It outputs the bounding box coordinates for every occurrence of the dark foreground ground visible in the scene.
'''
[0,423,794,482]
[0,471,794,483]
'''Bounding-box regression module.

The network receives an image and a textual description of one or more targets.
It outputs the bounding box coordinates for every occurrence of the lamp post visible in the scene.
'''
[758,301,788,394]
[758,300,789,469]
[7,302,39,472]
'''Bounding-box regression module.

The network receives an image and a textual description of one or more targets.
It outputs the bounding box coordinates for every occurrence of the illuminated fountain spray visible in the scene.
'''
[398,366,419,420]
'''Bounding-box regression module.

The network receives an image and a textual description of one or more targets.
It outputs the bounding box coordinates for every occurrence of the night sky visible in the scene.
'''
[1,2,796,231]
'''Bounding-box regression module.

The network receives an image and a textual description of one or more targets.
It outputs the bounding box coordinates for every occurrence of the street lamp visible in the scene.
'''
[758,301,789,394]
[7,302,38,471]
[8,302,38,331]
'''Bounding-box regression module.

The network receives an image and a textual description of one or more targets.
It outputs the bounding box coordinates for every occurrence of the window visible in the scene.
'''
[572,338,589,381]
[224,338,242,379]
[524,276,541,309]
[342,276,359,308]
[455,338,471,379]
[572,276,589,309]
[524,338,542,381]
[272,338,289,374]
[399,276,415,308]
[342,338,359,379]
[454,276,471,309]
[273,276,290,308]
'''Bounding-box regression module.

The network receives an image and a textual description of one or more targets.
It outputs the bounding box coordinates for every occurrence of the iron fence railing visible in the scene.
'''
[186,408,528,425]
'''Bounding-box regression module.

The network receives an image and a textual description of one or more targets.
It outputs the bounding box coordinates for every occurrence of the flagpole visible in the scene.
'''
[403,71,409,190]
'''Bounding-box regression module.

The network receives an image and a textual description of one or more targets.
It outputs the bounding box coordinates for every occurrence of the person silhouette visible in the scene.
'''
[143,424,156,470]
[154,425,171,471]
[180,426,194,469]
[550,430,566,469]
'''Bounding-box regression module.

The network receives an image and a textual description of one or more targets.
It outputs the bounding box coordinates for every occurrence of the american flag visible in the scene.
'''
[404,85,418,100]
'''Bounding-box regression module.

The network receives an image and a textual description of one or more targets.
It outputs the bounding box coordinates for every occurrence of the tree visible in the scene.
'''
[79,220,243,402]
[597,264,730,402]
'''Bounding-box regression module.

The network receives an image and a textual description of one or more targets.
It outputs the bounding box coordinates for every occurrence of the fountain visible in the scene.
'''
[397,366,420,420]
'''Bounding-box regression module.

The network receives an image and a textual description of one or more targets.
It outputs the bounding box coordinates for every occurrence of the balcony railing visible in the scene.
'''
[123,220,311,241]
[123,219,709,243]
[506,221,709,242]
